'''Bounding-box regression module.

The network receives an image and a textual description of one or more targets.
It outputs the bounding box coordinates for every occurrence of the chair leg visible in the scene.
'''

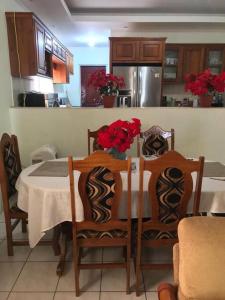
[126,245,131,294]
[21,220,27,233]
[5,219,13,256]
[136,243,142,296]
[73,242,80,297]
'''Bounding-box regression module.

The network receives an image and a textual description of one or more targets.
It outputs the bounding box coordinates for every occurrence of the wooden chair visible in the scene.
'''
[68,150,132,296]
[0,133,28,255]
[137,126,175,157]
[136,150,204,296]
[87,125,108,155]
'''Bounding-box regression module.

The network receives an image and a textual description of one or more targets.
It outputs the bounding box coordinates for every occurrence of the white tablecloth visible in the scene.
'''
[16,158,225,247]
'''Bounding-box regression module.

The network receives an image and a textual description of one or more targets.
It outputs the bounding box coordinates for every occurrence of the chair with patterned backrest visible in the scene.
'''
[0,133,28,255]
[135,150,204,296]
[87,125,108,155]
[137,126,175,157]
[68,150,132,296]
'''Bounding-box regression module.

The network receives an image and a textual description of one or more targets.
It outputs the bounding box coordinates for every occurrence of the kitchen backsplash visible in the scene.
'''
[12,76,54,106]
[163,83,191,100]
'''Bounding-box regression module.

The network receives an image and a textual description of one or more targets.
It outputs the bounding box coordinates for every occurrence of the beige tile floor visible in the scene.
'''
[0,217,173,300]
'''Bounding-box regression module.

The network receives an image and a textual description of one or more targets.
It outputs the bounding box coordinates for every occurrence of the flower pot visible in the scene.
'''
[107,148,126,160]
[102,95,116,108]
[199,95,212,107]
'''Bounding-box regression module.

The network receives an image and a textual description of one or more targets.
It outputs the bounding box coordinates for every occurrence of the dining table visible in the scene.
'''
[16,157,225,275]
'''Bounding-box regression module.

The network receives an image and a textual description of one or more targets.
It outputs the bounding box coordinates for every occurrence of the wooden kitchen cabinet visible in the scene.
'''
[35,22,46,75]
[139,40,164,62]
[45,31,53,52]
[110,37,166,67]
[6,12,71,80]
[182,45,205,78]
[111,39,138,62]
[204,45,225,74]
[66,52,74,75]
[163,45,183,83]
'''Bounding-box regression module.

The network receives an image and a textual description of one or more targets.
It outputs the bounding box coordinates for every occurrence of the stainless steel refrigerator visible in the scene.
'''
[113,66,162,107]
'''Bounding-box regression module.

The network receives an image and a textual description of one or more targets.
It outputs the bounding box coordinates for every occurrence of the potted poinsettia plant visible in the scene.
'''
[88,69,125,108]
[97,118,141,159]
[185,69,225,107]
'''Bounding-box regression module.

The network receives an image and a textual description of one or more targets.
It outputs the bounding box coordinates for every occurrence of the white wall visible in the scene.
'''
[56,46,109,106]
[10,107,225,167]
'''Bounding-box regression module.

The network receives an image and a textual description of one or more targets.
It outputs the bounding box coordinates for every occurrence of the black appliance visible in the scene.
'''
[18,92,59,107]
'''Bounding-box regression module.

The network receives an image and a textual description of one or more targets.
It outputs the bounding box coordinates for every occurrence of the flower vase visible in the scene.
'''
[199,95,212,107]
[102,95,116,108]
[108,148,126,160]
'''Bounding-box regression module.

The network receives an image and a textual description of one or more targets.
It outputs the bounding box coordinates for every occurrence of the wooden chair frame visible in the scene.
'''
[136,150,204,296]
[0,133,28,255]
[0,133,58,256]
[137,126,175,157]
[68,150,132,296]
[87,125,108,155]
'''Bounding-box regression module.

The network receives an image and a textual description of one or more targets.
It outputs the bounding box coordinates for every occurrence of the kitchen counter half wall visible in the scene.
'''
[9,107,225,166]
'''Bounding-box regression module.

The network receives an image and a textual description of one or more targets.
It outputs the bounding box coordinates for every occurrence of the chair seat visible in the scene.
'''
[77,229,128,239]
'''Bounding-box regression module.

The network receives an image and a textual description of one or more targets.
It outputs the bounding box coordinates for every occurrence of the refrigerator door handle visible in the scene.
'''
[138,70,142,107]
[133,71,137,107]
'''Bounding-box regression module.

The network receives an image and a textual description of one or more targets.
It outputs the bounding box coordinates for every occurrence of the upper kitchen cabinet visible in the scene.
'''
[111,39,138,62]
[163,45,183,83]
[66,52,74,75]
[109,37,166,67]
[5,12,73,81]
[204,45,225,74]
[182,45,205,79]
[139,40,165,62]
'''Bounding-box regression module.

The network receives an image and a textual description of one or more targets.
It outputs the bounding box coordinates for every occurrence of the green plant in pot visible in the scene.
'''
[185,69,225,107]
[88,69,125,108]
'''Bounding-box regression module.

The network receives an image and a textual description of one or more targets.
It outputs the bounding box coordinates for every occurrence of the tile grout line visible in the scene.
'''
[53,273,61,300]
[6,246,32,299]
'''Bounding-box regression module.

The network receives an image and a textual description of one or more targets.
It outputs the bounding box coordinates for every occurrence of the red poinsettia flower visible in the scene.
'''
[185,69,225,96]
[88,69,125,96]
[97,118,141,153]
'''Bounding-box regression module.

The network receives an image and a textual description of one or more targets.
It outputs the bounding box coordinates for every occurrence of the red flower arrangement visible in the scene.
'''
[88,69,125,96]
[98,118,141,153]
[185,69,225,96]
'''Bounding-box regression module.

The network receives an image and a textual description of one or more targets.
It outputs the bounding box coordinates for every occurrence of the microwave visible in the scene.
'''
[18,93,59,107]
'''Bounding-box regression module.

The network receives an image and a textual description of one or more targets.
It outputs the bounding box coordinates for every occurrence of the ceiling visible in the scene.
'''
[17,0,225,48]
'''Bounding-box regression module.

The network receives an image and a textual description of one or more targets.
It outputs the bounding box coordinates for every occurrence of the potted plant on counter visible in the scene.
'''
[185,69,225,107]
[88,69,125,108]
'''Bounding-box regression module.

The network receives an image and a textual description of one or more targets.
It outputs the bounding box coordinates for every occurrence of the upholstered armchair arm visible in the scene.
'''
[157,283,177,300]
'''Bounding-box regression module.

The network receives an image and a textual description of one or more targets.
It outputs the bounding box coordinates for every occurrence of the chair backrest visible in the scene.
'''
[138,126,175,157]
[0,133,22,211]
[87,125,108,155]
[68,151,131,225]
[139,151,204,228]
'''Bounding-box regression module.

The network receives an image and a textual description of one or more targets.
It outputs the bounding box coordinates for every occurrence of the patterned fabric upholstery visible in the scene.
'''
[4,143,20,197]
[142,134,169,156]
[77,229,128,239]
[142,229,177,240]
[86,167,115,223]
[142,167,184,240]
